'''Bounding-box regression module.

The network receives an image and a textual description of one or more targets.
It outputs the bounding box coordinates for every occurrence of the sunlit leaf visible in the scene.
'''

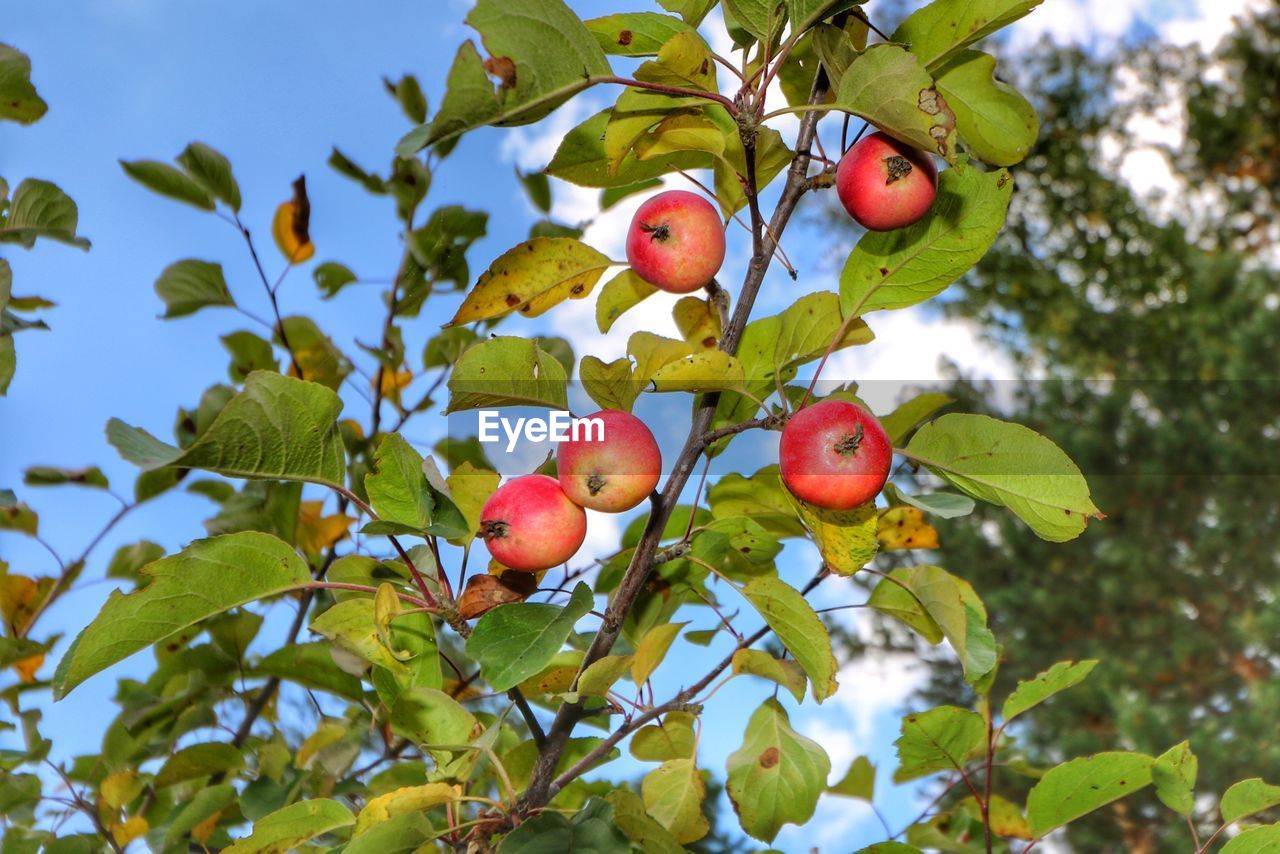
[726,698,830,842]
[1026,752,1154,835]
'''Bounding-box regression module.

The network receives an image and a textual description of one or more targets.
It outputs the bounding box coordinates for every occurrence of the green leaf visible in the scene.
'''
[786,0,860,33]
[829,755,876,800]
[366,434,434,531]
[904,413,1102,542]
[934,50,1038,167]
[832,45,956,161]
[643,758,709,844]
[0,335,12,395]
[154,259,235,318]
[312,598,410,673]
[732,649,807,703]
[740,576,838,702]
[107,371,347,491]
[390,687,478,759]
[726,698,830,843]
[346,813,434,854]
[840,166,1012,316]
[586,13,694,56]
[0,45,48,123]
[580,355,640,413]
[163,784,238,846]
[497,797,630,853]
[547,109,714,188]
[449,237,611,324]
[0,178,90,249]
[465,582,592,692]
[868,565,996,683]
[1222,826,1280,853]
[0,637,45,668]
[723,0,788,42]
[120,159,215,210]
[893,0,1044,71]
[880,393,953,445]
[222,330,278,381]
[397,0,611,154]
[254,642,364,702]
[154,742,244,788]
[657,0,719,25]
[223,798,355,853]
[854,845,922,854]
[707,466,807,539]
[1026,752,1155,835]
[1002,659,1099,722]
[53,532,312,698]
[887,486,976,519]
[385,74,429,124]
[1151,741,1197,816]
[1221,778,1280,824]
[22,466,109,490]
[313,261,358,299]
[631,711,697,761]
[893,706,986,782]
[176,142,242,211]
[445,336,569,412]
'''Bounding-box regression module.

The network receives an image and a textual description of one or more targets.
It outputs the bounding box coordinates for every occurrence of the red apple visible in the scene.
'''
[779,399,892,510]
[558,409,662,512]
[479,474,587,572]
[625,190,725,294]
[836,131,938,231]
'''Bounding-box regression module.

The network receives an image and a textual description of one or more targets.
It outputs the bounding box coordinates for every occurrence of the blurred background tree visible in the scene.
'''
[843,5,1280,850]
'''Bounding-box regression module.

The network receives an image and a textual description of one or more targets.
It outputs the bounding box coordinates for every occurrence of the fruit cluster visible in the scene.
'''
[478,400,892,572]
[479,133,935,573]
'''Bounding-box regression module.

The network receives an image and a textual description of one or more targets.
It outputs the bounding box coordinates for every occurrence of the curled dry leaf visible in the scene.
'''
[457,571,538,619]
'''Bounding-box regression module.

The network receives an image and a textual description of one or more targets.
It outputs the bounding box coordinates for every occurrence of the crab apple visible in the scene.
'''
[836,131,938,231]
[479,474,586,572]
[779,399,893,510]
[625,190,726,294]
[558,409,662,512]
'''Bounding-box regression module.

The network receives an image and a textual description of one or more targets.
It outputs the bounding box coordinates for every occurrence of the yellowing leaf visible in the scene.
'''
[376,368,413,398]
[792,495,879,576]
[272,177,315,263]
[649,350,746,394]
[449,237,611,325]
[631,621,686,686]
[643,758,709,843]
[445,462,499,547]
[111,816,149,848]
[876,507,940,550]
[732,649,806,703]
[100,770,143,810]
[294,500,354,555]
[13,652,43,683]
[578,654,633,697]
[596,268,659,333]
[354,783,460,835]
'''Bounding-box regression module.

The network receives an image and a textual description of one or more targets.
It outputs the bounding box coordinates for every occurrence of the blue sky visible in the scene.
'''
[1,0,1250,849]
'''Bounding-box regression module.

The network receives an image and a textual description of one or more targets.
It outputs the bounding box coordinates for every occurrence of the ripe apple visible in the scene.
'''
[836,131,938,231]
[558,409,662,512]
[779,399,893,510]
[626,190,725,294]
[479,474,587,572]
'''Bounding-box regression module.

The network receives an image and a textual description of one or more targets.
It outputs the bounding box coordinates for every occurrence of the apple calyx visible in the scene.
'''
[480,519,509,540]
[884,155,912,184]
[835,423,865,456]
[639,221,671,243]
[586,473,607,495]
